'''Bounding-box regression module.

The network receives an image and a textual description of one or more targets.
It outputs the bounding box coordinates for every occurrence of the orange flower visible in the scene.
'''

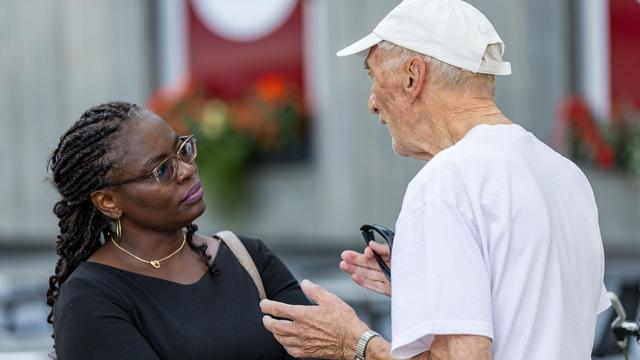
[148,74,194,114]
[255,73,287,105]
[147,74,197,134]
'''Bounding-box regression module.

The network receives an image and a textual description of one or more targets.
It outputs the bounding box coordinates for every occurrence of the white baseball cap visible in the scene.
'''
[336,0,511,75]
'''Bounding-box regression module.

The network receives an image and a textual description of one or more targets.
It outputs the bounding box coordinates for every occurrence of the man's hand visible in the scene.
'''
[260,279,369,359]
[340,241,391,296]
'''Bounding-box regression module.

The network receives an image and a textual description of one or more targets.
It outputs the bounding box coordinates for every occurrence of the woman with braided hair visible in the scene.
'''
[47,101,311,359]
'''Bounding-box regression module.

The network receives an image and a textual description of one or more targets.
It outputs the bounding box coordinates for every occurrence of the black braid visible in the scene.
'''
[46,101,219,331]
[47,102,137,325]
[185,224,221,278]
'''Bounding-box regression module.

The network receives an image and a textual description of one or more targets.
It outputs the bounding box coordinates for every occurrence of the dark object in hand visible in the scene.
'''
[359,224,394,281]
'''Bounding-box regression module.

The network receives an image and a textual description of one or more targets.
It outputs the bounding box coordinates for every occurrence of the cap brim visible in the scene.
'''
[336,33,383,57]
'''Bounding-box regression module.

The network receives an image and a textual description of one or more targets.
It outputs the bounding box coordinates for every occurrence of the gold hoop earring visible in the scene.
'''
[115,218,122,240]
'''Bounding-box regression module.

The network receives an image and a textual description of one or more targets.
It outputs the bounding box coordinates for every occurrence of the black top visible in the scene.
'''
[53,236,311,359]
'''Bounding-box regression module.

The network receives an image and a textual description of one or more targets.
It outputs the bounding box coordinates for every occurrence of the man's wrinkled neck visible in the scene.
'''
[422,90,511,146]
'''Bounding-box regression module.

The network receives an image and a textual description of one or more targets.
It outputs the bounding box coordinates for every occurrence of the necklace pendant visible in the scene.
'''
[150,260,161,269]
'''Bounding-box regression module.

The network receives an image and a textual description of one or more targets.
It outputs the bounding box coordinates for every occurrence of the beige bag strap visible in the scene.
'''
[215,230,267,300]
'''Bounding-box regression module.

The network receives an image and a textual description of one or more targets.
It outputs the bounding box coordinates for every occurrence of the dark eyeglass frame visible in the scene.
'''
[101,135,197,188]
[360,223,394,281]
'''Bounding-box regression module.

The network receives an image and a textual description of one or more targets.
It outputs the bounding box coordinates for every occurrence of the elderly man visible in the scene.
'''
[261,0,610,359]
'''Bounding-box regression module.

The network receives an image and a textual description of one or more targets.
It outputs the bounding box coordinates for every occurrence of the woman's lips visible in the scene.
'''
[182,182,203,204]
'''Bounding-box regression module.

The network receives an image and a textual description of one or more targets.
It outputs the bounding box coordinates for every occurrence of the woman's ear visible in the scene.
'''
[404,57,427,102]
[90,190,121,220]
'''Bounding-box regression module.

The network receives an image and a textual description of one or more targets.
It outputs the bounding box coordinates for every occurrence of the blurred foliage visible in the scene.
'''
[559,96,640,173]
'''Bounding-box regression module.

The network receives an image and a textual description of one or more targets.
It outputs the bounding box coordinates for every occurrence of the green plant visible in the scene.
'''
[559,96,640,173]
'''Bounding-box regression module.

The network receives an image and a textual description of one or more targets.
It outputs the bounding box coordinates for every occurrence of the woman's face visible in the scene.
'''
[109,110,205,232]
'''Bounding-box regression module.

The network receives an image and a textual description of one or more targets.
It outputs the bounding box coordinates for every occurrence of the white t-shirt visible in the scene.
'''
[390,124,610,359]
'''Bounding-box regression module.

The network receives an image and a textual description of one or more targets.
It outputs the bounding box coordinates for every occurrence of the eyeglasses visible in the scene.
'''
[102,135,197,188]
[360,223,394,281]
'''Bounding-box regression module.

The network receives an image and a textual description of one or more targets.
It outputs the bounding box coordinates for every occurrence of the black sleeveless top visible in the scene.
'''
[53,236,311,359]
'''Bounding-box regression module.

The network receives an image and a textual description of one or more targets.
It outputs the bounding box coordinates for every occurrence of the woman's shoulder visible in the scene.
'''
[210,232,265,259]
[57,262,131,302]
[53,263,129,319]
[236,234,264,255]
[63,262,111,287]
[213,232,285,277]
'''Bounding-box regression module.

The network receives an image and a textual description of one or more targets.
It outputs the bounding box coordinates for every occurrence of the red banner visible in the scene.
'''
[188,0,304,100]
[610,0,640,107]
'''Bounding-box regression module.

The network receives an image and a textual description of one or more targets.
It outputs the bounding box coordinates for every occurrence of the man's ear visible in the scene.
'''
[90,190,122,220]
[404,56,427,102]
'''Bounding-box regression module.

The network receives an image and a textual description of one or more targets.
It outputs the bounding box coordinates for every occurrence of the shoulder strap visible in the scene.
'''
[215,230,267,300]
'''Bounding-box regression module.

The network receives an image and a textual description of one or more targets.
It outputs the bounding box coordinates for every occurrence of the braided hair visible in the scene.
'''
[46,101,218,326]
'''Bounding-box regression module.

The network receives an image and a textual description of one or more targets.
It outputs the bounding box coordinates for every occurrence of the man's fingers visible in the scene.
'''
[352,273,390,295]
[341,250,365,263]
[263,317,308,358]
[262,315,297,336]
[269,328,305,356]
[341,261,388,286]
[300,279,334,305]
[341,250,384,271]
[368,241,391,257]
[364,246,391,263]
[281,344,306,359]
[260,299,301,320]
[273,333,302,348]
[363,246,376,260]
[348,263,388,283]
[339,260,367,275]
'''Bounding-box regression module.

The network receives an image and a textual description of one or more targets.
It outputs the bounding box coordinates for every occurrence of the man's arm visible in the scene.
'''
[428,335,492,360]
[364,337,427,360]
[365,334,491,360]
[260,280,491,360]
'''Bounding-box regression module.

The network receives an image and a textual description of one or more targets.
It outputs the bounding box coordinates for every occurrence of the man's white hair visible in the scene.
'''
[378,41,502,98]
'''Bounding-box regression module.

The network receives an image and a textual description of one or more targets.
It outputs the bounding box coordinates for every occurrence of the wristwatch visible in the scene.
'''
[354,329,380,360]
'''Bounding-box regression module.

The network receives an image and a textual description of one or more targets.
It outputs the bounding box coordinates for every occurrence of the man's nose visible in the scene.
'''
[368,92,379,114]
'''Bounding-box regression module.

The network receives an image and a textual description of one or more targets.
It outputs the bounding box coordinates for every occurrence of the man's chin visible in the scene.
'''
[391,139,408,157]
[391,140,431,159]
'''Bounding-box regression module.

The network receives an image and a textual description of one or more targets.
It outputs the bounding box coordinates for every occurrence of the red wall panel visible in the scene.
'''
[187,0,304,100]
[610,0,640,107]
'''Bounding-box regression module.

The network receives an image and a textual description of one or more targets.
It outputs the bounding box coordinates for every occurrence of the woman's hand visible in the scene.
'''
[339,241,391,297]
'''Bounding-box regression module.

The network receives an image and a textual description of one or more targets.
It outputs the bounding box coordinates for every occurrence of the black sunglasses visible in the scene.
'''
[360,223,394,281]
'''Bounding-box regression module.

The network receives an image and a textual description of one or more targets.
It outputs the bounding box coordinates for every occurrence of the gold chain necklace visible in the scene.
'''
[111,233,186,269]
